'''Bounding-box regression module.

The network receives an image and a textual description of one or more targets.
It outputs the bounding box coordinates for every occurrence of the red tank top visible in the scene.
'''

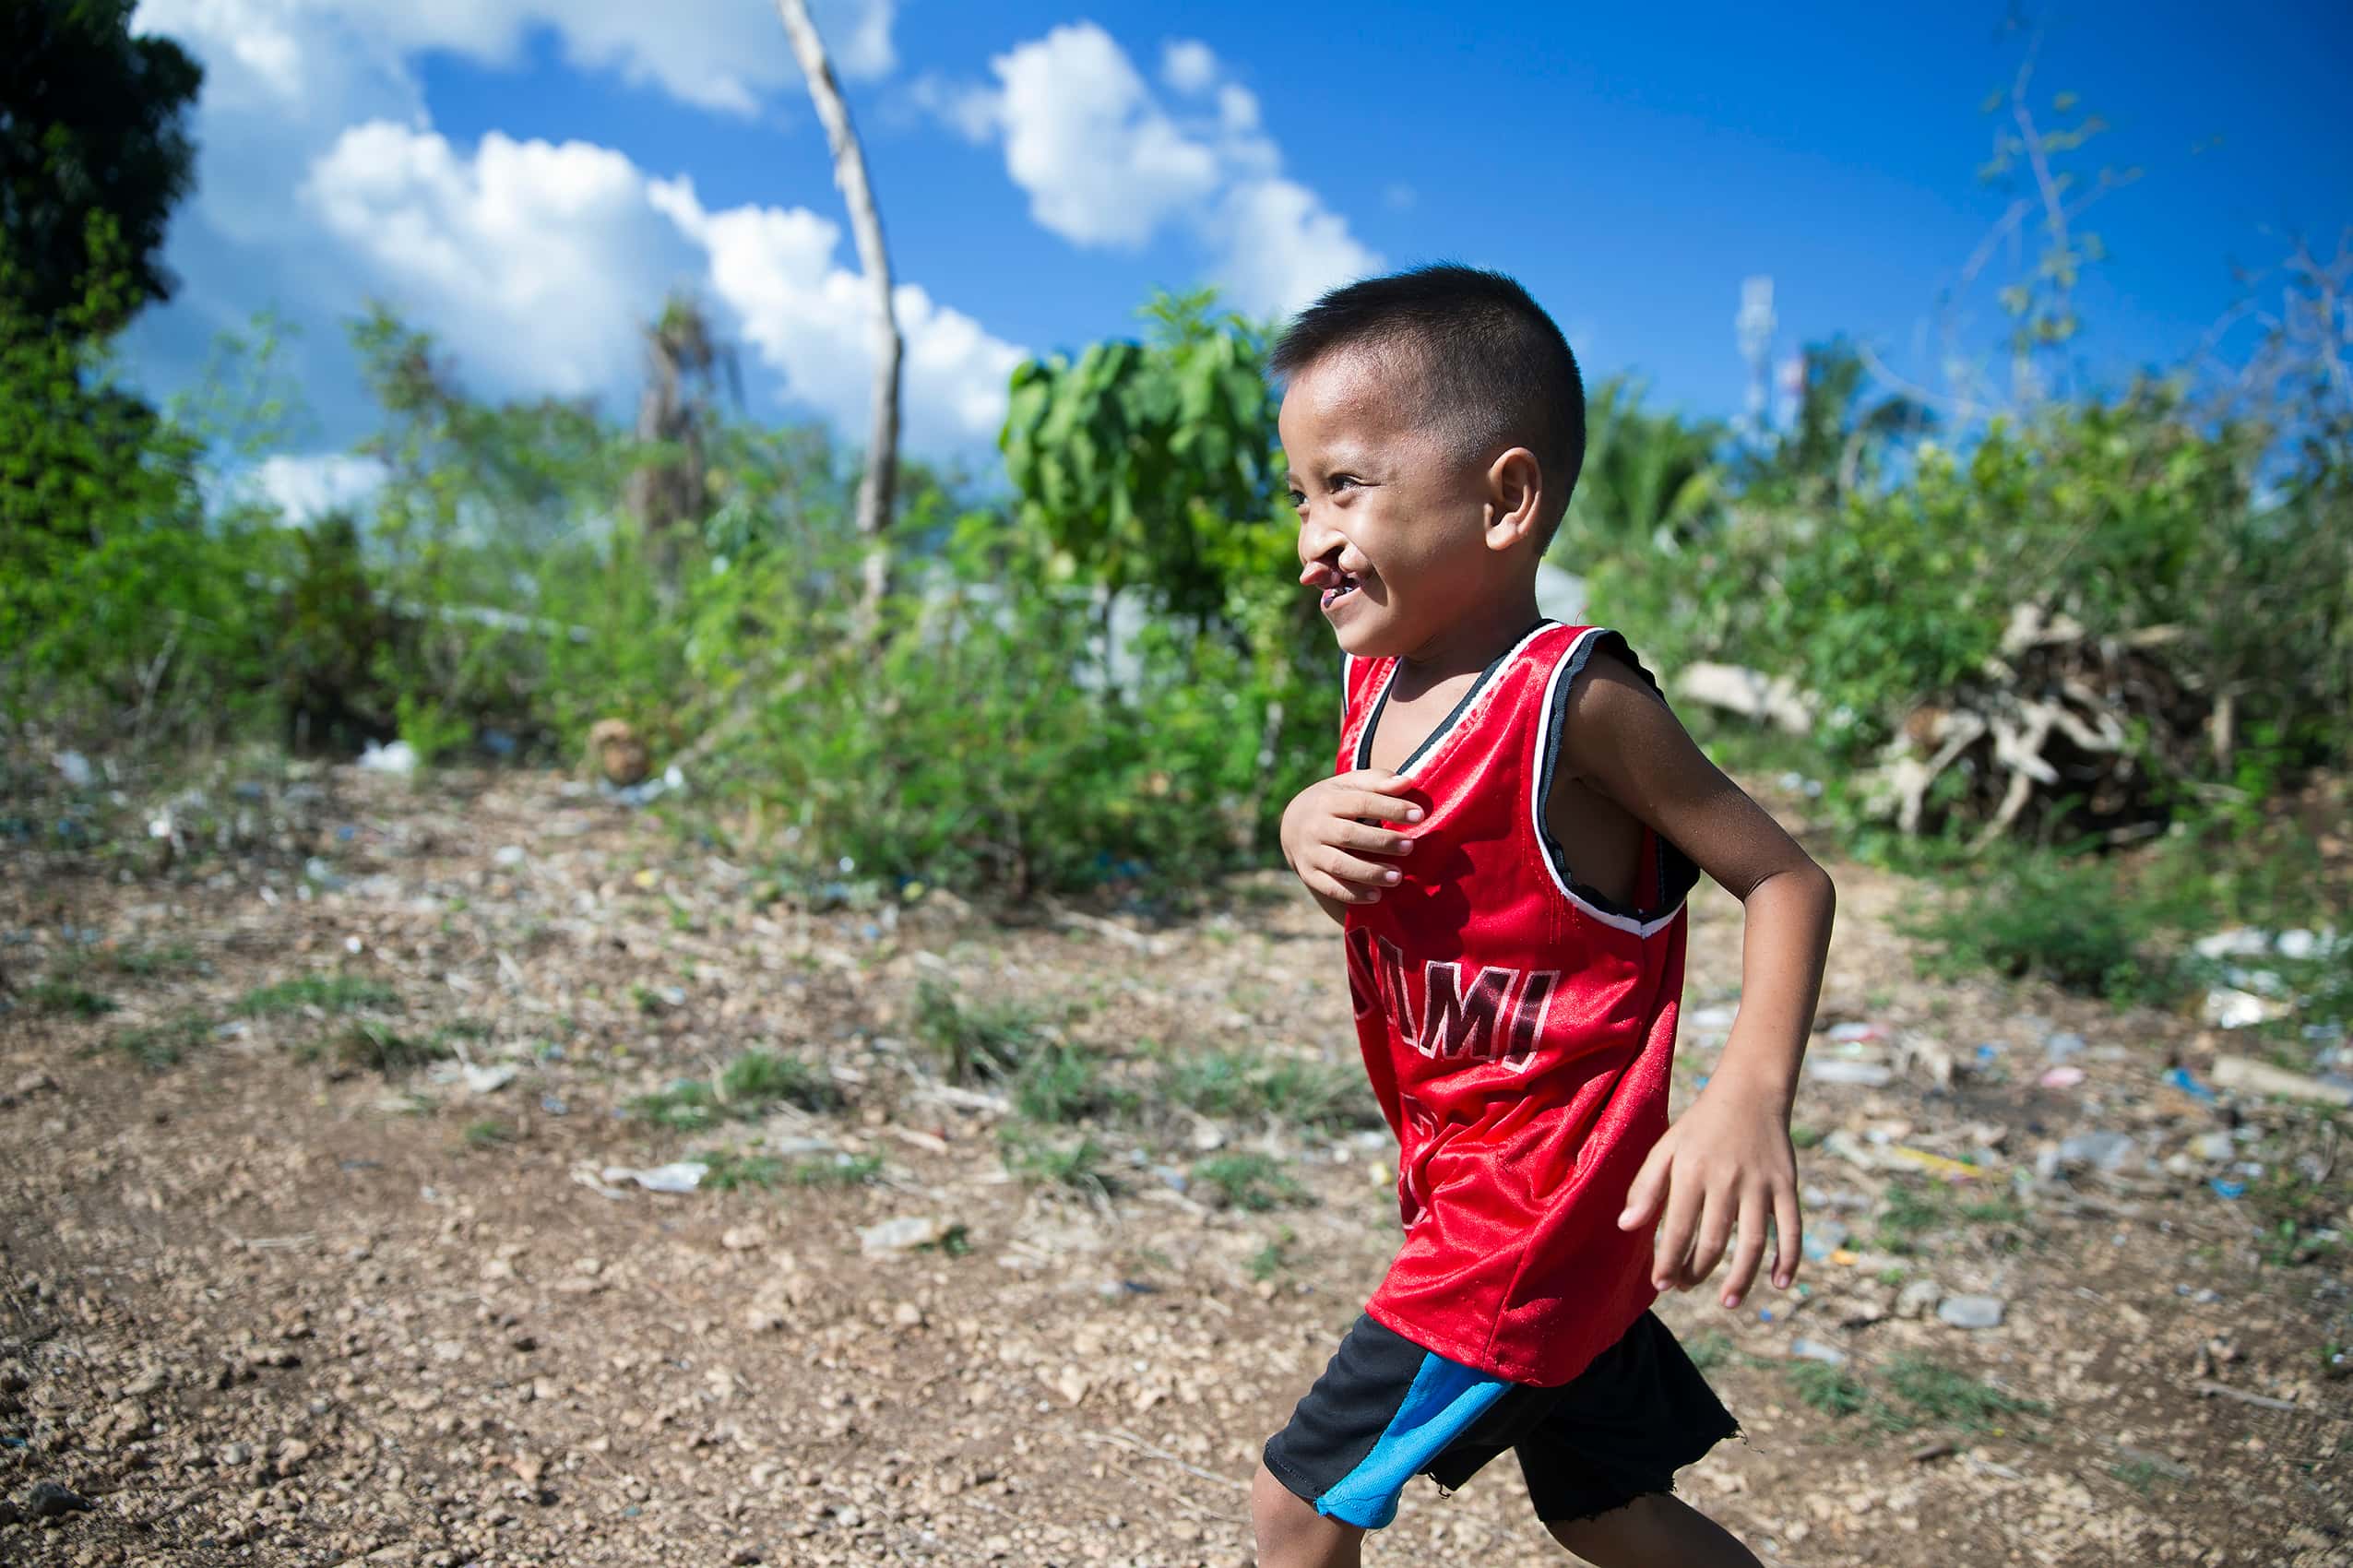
[1337,621,1700,1386]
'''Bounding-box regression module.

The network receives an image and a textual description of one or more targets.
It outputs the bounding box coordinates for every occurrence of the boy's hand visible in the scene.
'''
[1616,1075,1802,1309]
[1279,769,1424,906]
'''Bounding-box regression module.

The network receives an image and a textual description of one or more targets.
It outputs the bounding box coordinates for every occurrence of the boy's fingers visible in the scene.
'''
[1321,849,1403,887]
[1309,871,1376,904]
[1688,1189,1737,1287]
[1652,1179,1703,1291]
[1721,1191,1770,1308]
[1339,790,1424,825]
[1618,1145,1670,1231]
[1771,1184,1803,1289]
[1335,822,1415,856]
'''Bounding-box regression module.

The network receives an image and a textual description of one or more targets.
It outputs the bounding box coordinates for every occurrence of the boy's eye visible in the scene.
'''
[1286,490,1305,509]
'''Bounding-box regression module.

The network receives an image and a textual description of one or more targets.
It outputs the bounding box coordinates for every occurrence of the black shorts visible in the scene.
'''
[1261,1309,1740,1529]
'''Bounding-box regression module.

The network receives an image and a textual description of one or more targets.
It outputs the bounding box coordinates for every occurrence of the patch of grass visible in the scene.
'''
[1874,1182,1946,1254]
[1684,1331,1733,1373]
[1012,1046,1135,1123]
[921,1223,972,1257]
[1787,1362,1871,1419]
[239,975,397,1016]
[702,1146,883,1190]
[1194,1152,1311,1212]
[1160,1048,1383,1133]
[99,1012,214,1068]
[1880,1354,2047,1436]
[28,978,117,1017]
[1898,848,2182,1006]
[629,1049,838,1131]
[1000,1127,1119,1194]
[1249,1224,1298,1282]
[914,980,1049,1085]
[110,943,202,978]
[2109,1457,2163,1494]
[303,1021,451,1077]
[462,1118,513,1148]
[1958,1193,2029,1227]
[1789,1124,1824,1150]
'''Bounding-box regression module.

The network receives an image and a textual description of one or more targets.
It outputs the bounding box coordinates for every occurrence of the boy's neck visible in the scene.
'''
[1394,582,1544,692]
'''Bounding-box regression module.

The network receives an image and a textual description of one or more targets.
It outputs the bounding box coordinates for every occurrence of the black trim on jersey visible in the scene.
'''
[1354,618,1554,774]
[1534,629,1703,924]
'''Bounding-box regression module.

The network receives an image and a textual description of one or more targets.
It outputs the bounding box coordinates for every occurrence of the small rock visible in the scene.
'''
[2055,1130,2137,1173]
[857,1216,954,1258]
[1895,1278,1943,1320]
[721,1226,763,1252]
[1936,1294,2005,1330]
[221,1441,254,1466]
[23,1479,95,1518]
[891,1301,923,1328]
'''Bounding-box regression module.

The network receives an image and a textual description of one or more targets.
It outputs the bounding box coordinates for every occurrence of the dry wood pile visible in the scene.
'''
[1679,602,2221,846]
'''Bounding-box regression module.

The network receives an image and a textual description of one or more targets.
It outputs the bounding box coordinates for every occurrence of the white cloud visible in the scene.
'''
[303,122,704,397]
[1215,178,1382,328]
[932,24,1377,316]
[1160,39,1218,95]
[652,180,1026,446]
[128,0,1012,457]
[254,452,390,520]
[989,24,1221,249]
[137,0,897,121]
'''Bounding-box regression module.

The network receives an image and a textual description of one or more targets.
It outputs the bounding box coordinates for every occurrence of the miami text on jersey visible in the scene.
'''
[1344,927,1559,1072]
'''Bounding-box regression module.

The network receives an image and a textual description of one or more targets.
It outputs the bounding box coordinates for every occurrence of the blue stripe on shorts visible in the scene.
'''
[1313,1349,1512,1528]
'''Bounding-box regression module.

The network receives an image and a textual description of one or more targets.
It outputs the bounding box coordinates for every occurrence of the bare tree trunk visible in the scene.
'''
[773,0,901,626]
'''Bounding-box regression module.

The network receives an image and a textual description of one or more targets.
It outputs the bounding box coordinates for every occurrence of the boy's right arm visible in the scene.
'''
[1278,769,1424,927]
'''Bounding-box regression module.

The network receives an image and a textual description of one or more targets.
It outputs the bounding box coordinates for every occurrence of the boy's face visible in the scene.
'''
[1280,344,1508,660]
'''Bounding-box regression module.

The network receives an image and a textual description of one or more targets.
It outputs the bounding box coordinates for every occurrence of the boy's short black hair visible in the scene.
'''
[1271,263,1586,550]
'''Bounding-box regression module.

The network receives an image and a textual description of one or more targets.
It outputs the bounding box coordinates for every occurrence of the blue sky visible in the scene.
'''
[123,1,2352,513]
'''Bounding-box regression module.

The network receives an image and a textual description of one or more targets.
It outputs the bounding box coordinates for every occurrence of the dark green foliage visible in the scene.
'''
[0,0,203,334]
[27,978,115,1017]
[303,1021,450,1077]
[1876,1355,2047,1435]
[999,1127,1118,1194]
[1787,1362,1871,1418]
[1012,1046,1135,1124]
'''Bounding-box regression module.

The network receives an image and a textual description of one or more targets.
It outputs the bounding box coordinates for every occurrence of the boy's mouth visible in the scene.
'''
[1320,568,1367,611]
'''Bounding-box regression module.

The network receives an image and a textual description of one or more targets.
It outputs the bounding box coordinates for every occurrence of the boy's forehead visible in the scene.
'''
[1278,342,1429,445]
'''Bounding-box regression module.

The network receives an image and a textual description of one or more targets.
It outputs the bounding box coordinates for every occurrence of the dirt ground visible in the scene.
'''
[3,761,2348,1567]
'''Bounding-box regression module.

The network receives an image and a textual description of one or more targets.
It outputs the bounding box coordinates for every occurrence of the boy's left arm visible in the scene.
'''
[1552,651,1836,1310]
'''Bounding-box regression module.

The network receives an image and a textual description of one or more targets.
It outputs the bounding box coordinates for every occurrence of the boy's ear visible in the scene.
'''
[1483,446,1544,552]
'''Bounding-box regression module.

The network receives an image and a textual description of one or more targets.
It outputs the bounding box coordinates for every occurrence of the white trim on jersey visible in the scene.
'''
[1355,620,1559,779]
[1529,625,1690,938]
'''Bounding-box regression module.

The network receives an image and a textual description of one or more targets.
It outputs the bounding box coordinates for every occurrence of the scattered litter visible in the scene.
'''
[1789,1337,1849,1366]
[1687,1004,1740,1033]
[2188,1131,2234,1162]
[1826,1022,1887,1045]
[2209,1178,2246,1200]
[859,1215,957,1257]
[1936,1294,2005,1330]
[2161,1066,2218,1103]
[52,750,93,788]
[2211,1055,2353,1108]
[602,763,685,808]
[2053,1130,2138,1174]
[2193,928,2272,961]
[599,1161,707,1194]
[462,1063,517,1095]
[1807,1059,1895,1087]
[493,845,528,868]
[359,739,418,776]
[2041,1030,2087,1062]
[2204,988,2288,1030]
[2038,1065,2086,1089]
[540,1094,568,1116]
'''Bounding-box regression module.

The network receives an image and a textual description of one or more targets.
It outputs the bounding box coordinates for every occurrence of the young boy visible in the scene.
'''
[1258,266,1835,1567]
